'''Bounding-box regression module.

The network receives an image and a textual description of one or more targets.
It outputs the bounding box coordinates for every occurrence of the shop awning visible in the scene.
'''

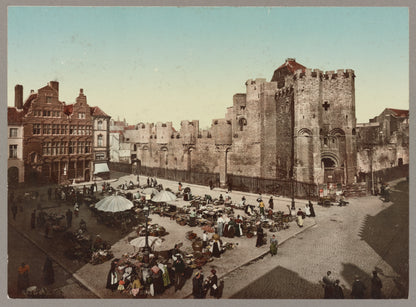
[94,163,109,174]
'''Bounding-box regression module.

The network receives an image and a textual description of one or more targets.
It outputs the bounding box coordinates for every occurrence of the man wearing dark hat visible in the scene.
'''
[333,279,344,299]
[371,271,383,299]
[351,275,366,299]
[173,255,185,291]
[268,196,274,210]
[322,271,335,298]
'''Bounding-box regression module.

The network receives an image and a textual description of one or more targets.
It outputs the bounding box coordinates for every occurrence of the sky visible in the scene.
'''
[7,6,409,129]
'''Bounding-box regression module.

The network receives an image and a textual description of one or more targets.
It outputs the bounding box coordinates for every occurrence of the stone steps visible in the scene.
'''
[343,182,369,197]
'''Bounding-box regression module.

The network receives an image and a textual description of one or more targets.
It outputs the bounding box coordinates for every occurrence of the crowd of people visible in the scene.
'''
[322,270,383,299]
[103,242,224,299]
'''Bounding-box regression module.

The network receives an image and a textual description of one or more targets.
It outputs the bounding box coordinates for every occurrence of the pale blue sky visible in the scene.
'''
[8,7,409,128]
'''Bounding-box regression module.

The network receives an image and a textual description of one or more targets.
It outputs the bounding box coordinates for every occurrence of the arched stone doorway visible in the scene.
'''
[322,157,337,183]
[8,167,19,186]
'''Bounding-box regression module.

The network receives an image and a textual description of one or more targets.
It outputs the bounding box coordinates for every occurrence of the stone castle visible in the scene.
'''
[118,58,359,187]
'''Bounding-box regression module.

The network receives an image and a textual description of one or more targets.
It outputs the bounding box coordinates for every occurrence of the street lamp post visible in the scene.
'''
[142,194,152,262]
[291,176,296,210]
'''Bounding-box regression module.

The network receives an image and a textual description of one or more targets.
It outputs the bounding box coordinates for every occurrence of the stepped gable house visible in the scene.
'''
[8,81,111,185]
[129,59,358,187]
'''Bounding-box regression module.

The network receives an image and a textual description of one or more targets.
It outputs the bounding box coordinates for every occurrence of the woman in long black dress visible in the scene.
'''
[309,201,316,217]
[256,225,264,247]
[43,257,55,285]
[212,239,221,258]
[106,261,118,291]
[209,269,218,298]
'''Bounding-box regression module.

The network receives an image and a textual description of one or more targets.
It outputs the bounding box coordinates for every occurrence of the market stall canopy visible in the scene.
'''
[129,237,162,250]
[94,163,109,174]
[95,195,134,212]
[142,188,159,196]
[152,190,177,203]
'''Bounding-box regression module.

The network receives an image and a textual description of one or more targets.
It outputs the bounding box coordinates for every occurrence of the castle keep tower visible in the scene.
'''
[272,59,357,184]
[231,58,357,185]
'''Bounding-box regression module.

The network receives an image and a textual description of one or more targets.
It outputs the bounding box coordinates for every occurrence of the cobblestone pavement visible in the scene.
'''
[7,174,409,299]
[226,179,409,299]
[8,226,96,299]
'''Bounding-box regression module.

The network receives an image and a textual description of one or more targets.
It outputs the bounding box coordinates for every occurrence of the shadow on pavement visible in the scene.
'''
[230,266,323,299]
[357,180,408,297]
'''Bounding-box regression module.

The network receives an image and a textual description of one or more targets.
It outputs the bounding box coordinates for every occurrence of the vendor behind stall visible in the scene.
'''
[189,209,197,227]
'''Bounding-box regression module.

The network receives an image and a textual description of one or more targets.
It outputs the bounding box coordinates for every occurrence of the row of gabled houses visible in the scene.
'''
[7,81,111,185]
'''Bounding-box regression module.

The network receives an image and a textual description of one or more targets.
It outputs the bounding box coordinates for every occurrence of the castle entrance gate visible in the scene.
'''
[322,157,344,184]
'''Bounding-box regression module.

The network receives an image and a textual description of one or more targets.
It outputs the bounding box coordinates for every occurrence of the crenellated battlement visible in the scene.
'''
[294,68,355,80]
[275,85,294,98]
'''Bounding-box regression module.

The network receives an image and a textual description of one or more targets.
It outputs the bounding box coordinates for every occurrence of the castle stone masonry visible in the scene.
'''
[126,59,359,187]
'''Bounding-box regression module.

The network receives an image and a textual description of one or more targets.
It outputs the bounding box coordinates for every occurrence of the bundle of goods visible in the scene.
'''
[223,242,238,250]
[201,225,215,233]
[191,239,204,252]
[137,224,168,237]
[224,207,235,216]
[90,249,114,265]
[186,231,198,240]
[175,216,188,226]
[177,207,188,214]
[242,222,257,238]
[261,220,273,229]
[195,217,211,227]
[269,220,290,232]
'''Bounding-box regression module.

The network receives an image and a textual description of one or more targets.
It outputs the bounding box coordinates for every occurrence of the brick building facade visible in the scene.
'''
[8,81,110,185]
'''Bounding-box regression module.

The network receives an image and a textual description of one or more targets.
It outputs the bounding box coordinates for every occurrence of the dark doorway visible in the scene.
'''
[85,169,90,182]
[8,167,19,186]
[322,157,336,183]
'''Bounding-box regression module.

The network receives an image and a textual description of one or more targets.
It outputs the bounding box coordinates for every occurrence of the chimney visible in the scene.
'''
[15,84,23,109]
[286,58,296,63]
[48,81,59,93]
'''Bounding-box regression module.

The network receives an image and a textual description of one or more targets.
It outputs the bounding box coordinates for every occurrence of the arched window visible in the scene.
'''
[97,120,103,130]
[97,134,103,147]
[238,118,247,131]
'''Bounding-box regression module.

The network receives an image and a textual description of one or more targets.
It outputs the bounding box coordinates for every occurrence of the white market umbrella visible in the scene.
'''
[152,190,177,203]
[142,188,159,196]
[95,195,134,213]
[129,236,163,250]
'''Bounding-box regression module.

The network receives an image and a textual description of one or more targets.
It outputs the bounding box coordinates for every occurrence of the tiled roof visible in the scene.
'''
[90,106,110,117]
[22,93,38,112]
[277,58,306,74]
[387,108,409,118]
[113,120,126,126]
[125,125,136,130]
[110,130,125,135]
[8,107,24,125]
